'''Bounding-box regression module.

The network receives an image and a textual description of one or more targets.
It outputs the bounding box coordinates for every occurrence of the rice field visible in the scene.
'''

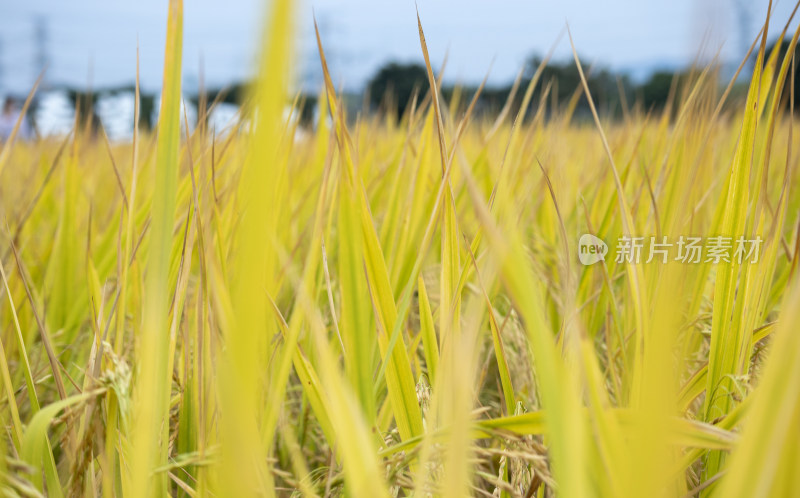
[1,0,800,496]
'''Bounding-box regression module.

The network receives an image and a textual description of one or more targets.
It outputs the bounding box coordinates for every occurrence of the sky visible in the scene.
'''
[0,0,797,95]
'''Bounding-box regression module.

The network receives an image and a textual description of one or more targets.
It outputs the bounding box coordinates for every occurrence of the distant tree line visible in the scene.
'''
[365,38,800,122]
[37,36,800,135]
[365,58,693,122]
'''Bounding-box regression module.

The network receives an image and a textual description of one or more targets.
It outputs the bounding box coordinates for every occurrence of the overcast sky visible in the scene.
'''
[1,0,797,94]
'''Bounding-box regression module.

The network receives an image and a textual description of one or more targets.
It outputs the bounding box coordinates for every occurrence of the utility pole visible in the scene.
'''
[33,15,50,88]
[0,38,5,92]
[732,0,752,73]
